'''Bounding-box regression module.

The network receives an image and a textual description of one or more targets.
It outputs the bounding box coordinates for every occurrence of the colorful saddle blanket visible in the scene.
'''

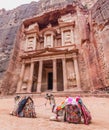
[65,104,81,123]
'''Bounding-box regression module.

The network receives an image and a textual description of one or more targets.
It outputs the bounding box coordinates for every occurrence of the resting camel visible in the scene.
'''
[45,93,92,124]
[10,95,36,118]
[45,93,66,121]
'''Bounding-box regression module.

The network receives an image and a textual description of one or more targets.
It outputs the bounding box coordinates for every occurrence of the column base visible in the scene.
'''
[16,92,28,95]
[16,92,21,94]
[16,91,20,94]
[63,87,82,93]
[26,91,32,93]
[52,89,57,93]
[37,90,41,93]
[36,92,41,94]
[63,89,68,92]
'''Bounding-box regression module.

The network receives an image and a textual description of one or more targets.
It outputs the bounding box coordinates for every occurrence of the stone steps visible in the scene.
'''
[14,91,109,98]
[0,90,109,99]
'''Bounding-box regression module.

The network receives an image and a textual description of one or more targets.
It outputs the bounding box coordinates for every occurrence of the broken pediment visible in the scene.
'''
[58,13,75,24]
[24,22,39,34]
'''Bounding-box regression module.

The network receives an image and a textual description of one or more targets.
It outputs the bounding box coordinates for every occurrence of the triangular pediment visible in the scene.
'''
[34,47,68,56]
[20,46,78,59]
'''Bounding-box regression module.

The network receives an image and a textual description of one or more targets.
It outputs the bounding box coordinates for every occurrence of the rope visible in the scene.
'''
[34,99,52,108]
[35,103,46,107]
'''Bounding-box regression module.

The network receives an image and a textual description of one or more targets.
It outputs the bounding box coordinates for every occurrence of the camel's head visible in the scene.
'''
[14,95,21,102]
[45,93,54,100]
[45,93,56,106]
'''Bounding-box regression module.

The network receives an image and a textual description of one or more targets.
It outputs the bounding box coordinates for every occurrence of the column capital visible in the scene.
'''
[30,59,34,64]
[62,57,66,60]
[22,60,25,64]
[53,58,56,61]
[30,61,34,64]
[72,53,78,59]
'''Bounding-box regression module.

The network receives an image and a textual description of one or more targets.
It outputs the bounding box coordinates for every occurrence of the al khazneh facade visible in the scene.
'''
[16,3,91,93]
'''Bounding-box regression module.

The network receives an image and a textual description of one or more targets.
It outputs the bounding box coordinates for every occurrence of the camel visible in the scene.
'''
[45,93,92,124]
[10,95,36,118]
[45,93,66,121]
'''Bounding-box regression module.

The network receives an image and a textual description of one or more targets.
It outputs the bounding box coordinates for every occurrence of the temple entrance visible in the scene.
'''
[48,72,53,90]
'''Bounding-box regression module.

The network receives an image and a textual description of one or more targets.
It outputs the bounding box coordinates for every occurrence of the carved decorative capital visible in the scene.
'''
[72,53,78,59]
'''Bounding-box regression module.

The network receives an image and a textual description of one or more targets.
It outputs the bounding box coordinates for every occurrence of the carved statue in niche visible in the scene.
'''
[27,37,34,51]
[22,83,27,90]
[67,72,76,88]
[31,75,37,92]
[21,76,29,91]
[64,30,71,44]
[68,72,76,81]
[46,34,52,47]
[67,60,76,88]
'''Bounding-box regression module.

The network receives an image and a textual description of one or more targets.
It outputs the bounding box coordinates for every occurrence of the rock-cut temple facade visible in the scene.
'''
[17,6,83,93]
[16,2,98,93]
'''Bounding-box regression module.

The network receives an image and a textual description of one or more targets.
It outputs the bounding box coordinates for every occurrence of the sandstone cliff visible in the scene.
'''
[91,0,109,90]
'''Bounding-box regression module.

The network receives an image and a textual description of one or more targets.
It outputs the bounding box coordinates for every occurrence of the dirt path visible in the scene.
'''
[0,96,109,130]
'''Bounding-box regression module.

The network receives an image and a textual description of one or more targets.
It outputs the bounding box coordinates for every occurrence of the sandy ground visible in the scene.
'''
[0,96,109,130]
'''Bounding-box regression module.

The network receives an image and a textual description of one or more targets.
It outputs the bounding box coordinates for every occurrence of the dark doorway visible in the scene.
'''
[48,72,53,90]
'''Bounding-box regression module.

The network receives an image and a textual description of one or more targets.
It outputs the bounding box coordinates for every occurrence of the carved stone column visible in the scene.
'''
[44,35,46,47]
[53,59,57,92]
[37,60,43,92]
[27,62,34,93]
[73,53,81,90]
[16,63,25,93]
[62,58,67,91]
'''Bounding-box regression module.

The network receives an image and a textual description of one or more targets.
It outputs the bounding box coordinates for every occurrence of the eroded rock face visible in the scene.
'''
[91,0,109,90]
[80,0,98,8]
[0,0,109,95]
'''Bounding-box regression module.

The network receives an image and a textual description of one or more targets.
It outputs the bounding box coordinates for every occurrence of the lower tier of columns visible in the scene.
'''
[16,55,81,93]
